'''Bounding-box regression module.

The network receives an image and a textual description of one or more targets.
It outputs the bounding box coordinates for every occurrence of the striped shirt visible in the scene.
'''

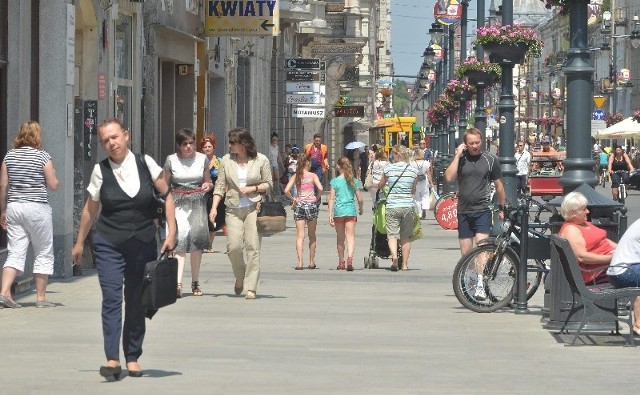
[4,147,52,204]
[383,162,419,209]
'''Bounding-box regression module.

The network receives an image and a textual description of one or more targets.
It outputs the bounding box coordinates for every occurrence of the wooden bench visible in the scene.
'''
[550,235,640,346]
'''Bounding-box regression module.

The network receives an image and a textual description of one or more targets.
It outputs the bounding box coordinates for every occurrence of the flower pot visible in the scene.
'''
[463,70,499,86]
[481,42,529,65]
[454,91,475,102]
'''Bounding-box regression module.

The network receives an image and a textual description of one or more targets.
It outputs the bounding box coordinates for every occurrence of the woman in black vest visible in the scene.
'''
[72,118,176,381]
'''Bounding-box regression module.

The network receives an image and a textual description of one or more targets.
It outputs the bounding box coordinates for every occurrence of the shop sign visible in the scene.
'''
[292,107,325,118]
[286,93,323,104]
[286,71,324,82]
[433,0,462,26]
[205,0,280,36]
[334,106,365,117]
[285,58,323,70]
[98,73,107,100]
[286,81,322,93]
[309,43,362,55]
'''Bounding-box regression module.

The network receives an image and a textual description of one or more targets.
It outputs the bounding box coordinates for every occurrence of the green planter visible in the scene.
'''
[481,42,529,65]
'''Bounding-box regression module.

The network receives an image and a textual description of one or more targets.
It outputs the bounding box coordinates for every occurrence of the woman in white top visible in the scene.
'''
[368,150,390,208]
[0,121,59,309]
[411,148,432,220]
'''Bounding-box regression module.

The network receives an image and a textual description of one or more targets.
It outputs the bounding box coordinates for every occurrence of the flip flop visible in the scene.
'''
[295,266,303,270]
[307,264,317,269]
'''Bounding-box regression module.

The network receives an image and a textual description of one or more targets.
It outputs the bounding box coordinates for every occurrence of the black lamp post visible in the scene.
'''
[447,24,456,157]
[458,0,470,137]
[560,0,597,191]
[474,0,487,142]
[497,0,517,206]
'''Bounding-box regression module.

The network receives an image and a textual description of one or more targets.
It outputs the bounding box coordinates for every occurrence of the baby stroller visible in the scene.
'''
[364,189,402,269]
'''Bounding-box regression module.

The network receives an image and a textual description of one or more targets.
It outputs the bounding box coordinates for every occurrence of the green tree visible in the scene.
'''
[392,80,412,115]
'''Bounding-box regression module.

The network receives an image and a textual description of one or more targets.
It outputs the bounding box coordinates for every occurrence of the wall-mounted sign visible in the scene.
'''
[286,71,324,82]
[309,43,363,55]
[286,93,323,104]
[98,72,107,100]
[286,82,322,93]
[292,107,325,118]
[205,0,280,36]
[334,106,365,117]
[285,58,323,70]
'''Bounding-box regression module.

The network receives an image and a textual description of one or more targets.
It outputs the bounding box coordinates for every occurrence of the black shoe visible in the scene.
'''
[128,370,143,378]
[99,365,122,381]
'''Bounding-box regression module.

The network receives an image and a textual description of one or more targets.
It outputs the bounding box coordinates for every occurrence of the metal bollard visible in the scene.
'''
[515,207,529,313]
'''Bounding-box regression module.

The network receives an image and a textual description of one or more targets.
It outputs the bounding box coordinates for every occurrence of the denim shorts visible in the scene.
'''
[457,210,492,239]
[293,201,319,222]
[608,264,640,288]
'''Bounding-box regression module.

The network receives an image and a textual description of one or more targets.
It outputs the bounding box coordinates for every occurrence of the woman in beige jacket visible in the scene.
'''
[209,128,273,300]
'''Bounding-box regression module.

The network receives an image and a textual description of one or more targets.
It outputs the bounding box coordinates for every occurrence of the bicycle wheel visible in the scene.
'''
[525,259,546,301]
[452,243,518,313]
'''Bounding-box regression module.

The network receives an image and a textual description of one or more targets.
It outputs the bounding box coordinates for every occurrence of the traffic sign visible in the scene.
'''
[593,109,605,121]
[205,0,280,36]
[285,58,322,70]
[593,95,606,109]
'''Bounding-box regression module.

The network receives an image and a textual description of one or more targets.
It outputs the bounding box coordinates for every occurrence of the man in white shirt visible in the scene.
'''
[608,218,640,335]
[515,141,531,195]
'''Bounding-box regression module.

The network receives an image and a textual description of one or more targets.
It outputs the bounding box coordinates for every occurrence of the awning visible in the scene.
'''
[374,119,395,128]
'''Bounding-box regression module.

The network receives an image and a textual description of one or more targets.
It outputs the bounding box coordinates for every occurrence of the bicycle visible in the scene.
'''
[516,192,556,227]
[452,205,550,313]
[612,170,629,204]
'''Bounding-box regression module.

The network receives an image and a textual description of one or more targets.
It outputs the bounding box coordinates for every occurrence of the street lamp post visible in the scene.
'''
[497,0,517,205]
[447,24,456,157]
[560,0,596,191]
[458,0,470,137]
[474,0,487,143]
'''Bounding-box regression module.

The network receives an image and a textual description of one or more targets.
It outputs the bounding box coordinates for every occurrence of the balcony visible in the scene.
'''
[280,0,313,22]
[298,1,332,35]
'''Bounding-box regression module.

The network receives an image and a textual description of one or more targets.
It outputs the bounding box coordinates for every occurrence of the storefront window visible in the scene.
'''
[115,15,131,80]
[115,85,131,129]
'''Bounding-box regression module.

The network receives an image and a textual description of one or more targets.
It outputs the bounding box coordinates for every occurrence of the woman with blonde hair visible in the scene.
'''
[0,121,59,308]
[410,147,432,220]
[284,154,323,270]
[368,150,390,208]
[377,145,419,271]
[328,157,364,271]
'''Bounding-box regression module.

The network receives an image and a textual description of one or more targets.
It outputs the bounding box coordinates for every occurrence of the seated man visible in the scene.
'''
[533,136,564,172]
[608,217,640,336]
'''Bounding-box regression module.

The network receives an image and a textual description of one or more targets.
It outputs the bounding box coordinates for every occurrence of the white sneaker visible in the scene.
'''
[474,284,487,300]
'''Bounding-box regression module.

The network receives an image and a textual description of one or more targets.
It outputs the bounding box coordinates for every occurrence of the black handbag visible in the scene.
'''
[141,251,178,311]
[256,201,287,234]
[137,154,166,220]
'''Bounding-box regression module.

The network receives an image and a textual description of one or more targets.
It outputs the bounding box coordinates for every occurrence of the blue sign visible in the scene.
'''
[593,109,605,121]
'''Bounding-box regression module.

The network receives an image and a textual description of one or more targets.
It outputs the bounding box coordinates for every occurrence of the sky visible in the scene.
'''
[390,1,483,81]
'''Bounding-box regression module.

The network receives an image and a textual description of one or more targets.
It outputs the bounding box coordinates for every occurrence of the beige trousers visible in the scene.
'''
[225,206,261,292]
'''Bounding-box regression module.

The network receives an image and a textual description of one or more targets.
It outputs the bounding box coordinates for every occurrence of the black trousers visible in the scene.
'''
[93,232,157,362]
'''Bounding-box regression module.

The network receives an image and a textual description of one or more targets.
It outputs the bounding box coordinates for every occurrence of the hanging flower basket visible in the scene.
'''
[474,24,543,65]
[539,0,569,15]
[444,80,477,102]
[482,42,530,65]
[456,58,501,86]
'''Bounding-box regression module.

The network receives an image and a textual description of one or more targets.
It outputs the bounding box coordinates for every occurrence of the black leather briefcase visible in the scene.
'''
[141,251,178,310]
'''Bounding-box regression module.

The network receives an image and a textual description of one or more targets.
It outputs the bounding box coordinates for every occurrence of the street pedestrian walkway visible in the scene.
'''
[1,192,639,394]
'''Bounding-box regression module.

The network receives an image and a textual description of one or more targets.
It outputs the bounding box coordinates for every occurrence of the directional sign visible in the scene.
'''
[286,71,325,82]
[593,109,605,121]
[292,107,325,118]
[286,81,321,93]
[205,0,280,36]
[286,93,323,104]
[285,58,322,70]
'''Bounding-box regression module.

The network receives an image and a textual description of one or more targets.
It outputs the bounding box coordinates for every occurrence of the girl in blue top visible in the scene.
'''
[329,157,364,271]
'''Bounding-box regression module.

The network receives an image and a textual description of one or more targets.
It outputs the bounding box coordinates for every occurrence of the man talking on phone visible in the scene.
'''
[444,128,506,257]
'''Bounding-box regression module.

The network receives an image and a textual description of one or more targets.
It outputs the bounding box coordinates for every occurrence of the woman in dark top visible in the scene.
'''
[607,145,634,201]
[72,118,176,381]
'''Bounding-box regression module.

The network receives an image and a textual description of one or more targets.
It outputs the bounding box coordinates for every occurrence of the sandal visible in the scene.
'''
[191,281,203,296]
[176,283,183,298]
[337,261,346,270]
[346,257,354,272]
[390,258,398,272]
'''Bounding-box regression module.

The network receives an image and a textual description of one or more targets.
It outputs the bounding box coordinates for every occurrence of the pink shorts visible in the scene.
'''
[333,216,357,224]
